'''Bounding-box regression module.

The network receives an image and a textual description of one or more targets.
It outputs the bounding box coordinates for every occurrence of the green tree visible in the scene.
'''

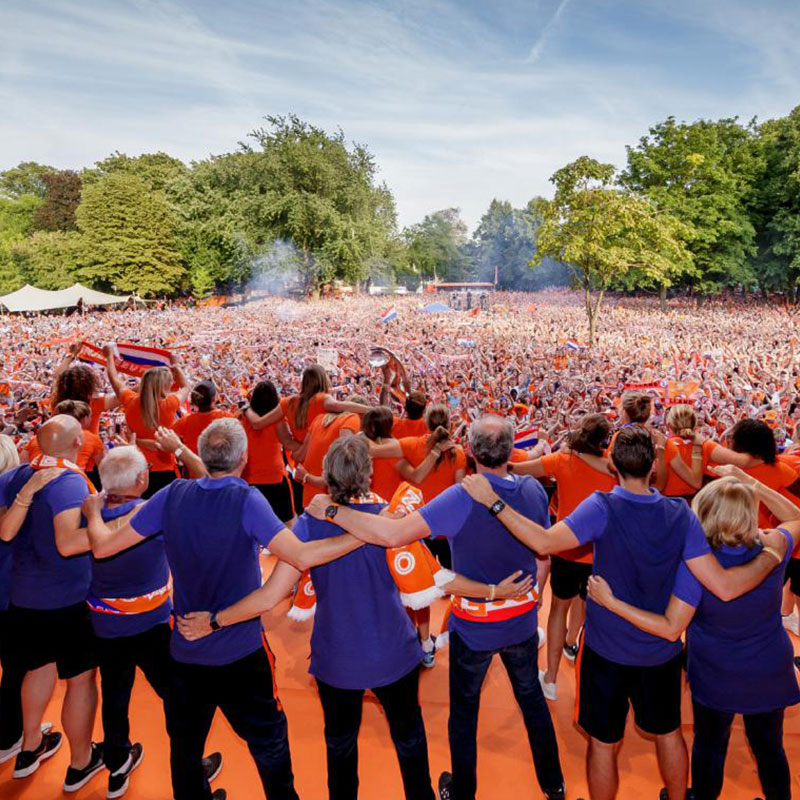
[621,116,758,296]
[10,231,83,289]
[32,170,82,232]
[0,194,43,292]
[471,198,568,289]
[76,173,186,296]
[83,152,188,193]
[0,161,56,199]
[533,156,693,344]
[403,208,470,282]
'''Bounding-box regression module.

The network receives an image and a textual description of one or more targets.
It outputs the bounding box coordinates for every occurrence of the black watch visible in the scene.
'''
[325,504,339,521]
[488,499,506,517]
[209,612,222,632]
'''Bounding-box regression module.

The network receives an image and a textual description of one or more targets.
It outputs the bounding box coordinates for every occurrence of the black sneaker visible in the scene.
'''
[63,742,105,792]
[794,656,800,673]
[203,751,223,784]
[107,743,144,799]
[545,785,567,800]
[13,730,63,778]
[438,771,452,800]
[212,791,227,800]
[563,642,580,663]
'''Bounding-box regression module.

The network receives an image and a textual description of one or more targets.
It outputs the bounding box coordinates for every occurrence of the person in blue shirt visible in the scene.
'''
[458,426,790,800]
[303,416,567,800]
[176,433,532,800]
[81,418,367,800]
[587,465,799,800]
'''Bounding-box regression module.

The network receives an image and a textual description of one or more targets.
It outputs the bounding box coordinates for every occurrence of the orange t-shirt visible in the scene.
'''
[25,430,105,472]
[241,417,285,485]
[391,417,428,439]
[370,454,403,501]
[280,392,329,442]
[173,409,233,455]
[302,413,361,505]
[740,461,800,528]
[399,435,467,502]
[89,395,111,435]
[120,388,180,472]
[662,437,713,497]
[540,451,617,563]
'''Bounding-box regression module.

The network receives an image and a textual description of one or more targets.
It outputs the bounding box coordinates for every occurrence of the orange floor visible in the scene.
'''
[2,557,799,800]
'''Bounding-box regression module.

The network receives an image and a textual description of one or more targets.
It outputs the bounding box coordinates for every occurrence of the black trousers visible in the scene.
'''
[0,609,23,750]
[143,469,176,499]
[691,700,790,800]
[168,645,299,800]
[316,666,434,800]
[448,631,563,800]
[96,623,172,773]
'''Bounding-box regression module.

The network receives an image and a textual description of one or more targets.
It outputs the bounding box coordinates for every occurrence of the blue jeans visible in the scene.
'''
[448,631,563,800]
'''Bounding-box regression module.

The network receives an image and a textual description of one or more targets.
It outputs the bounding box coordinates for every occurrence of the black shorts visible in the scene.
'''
[577,643,683,743]
[8,602,98,679]
[550,555,592,601]
[786,558,800,597]
[254,478,294,523]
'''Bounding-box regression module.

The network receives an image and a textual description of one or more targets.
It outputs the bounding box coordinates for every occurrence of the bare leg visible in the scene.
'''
[566,596,585,646]
[587,737,620,800]
[544,597,569,683]
[655,729,689,800]
[415,607,431,643]
[62,669,98,768]
[21,664,57,751]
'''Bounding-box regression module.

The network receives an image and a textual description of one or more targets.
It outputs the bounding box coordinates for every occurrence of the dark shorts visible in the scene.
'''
[8,602,97,679]
[786,558,800,597]
[254,477,294,523]
[550,555,592,601]
[577,643,683,743]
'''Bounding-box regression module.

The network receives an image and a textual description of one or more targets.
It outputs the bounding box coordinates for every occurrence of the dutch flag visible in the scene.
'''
[115,343,172,368]
[566,340,584,351]
[514,428,539,449]
[381,306,398,324]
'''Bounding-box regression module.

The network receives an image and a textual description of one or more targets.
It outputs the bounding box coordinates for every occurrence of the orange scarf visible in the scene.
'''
[30,454,97,494]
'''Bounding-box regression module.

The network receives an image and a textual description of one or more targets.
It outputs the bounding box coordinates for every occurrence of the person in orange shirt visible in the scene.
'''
[172,381,233,457]
[51,360,119,436]
[104,348,190,498]
[22,400,105,474]
[391,391,429,439]
[241,381,301,523]
[360,406,404,501]
[607,392,652,453]
[511,413,617,700]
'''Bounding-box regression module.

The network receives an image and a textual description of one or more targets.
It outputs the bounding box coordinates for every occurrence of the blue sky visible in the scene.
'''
[1,0,798,230]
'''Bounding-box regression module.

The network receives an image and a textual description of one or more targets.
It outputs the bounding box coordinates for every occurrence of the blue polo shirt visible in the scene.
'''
[564,486,710,666]
[294,504,422,690]
[672,527,800,714]
[131,476,285,666]
[0,465,91,610]
[418,473,547,651]
[89,499,171,639]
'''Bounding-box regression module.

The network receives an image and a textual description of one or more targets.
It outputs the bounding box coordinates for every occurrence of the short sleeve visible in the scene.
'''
[777,527,796,562]
[120,388,137,406]
[671,561,702,608]
[242,488,286,547]
[293,515,310,543]
[538,452,560,478]
[563,492,608,545]
[682,511,711,561]
[130,485,171,538]
[418,485,472,539]
[165,395,181,414]
[399,437,419,462]
[47,473,90,516]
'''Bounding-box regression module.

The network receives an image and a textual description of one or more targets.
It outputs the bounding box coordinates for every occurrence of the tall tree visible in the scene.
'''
[621,116,758,296]
[403,208,470,282]
[83,152,188,193]
[532,156,693,344]
[0,161,56,199]
[76,173,186,296]
[10,231,83,289]
[0,194,43,292]
[32,170,82,232]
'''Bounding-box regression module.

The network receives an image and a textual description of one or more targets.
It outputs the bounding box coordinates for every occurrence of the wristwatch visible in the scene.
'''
[174,447,184,461]
[488,499,506,517]
[209,611,222,632]
[325,504,340,522]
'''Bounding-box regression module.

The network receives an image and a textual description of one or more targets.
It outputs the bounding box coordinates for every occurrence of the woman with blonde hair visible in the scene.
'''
[103,347,190,497]
[588,467,799,800]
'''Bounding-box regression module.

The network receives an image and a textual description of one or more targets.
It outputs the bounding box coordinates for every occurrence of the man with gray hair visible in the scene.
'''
[305,415,565,800]
[88,446,221,798]
[82,418,366,800]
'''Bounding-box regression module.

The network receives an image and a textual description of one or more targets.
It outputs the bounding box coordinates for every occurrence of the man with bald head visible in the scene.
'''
[0,414,105,790]
[305,415,565,800]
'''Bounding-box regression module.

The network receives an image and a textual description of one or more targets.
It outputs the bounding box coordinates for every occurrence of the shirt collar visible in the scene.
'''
[611,485,662,504]
[197,476,248,490]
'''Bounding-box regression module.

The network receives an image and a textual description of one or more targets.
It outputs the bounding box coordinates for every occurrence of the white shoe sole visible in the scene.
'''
[563,649,578,664]
[107,745,145,799]
[63,760,105,792]
[206,754,223,784]
[0,722,55,765]
[13,732,62,779]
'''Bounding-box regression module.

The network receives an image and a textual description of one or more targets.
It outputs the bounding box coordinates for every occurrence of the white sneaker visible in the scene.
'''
[539,670,557,701]
[0,722,53,765]
[537,626,546,649]
[782,611,799,637]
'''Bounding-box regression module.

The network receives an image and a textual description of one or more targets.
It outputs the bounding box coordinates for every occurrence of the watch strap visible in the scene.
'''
[488,499,506,517]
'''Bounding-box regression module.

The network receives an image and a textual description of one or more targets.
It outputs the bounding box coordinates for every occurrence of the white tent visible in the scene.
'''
[0,283,131,313]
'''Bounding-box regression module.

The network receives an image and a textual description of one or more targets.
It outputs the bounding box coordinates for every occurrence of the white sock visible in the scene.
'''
[421,636,434,653]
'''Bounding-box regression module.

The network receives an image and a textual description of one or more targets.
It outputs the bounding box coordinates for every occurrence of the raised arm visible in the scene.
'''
[169,355,191,404]
[103,345,126,399]
[587,575,695,641]
[244,405,285,431]
[267,526,365,572]
[509,458,547,479]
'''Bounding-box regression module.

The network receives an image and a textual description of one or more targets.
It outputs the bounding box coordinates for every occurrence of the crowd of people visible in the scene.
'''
[0,290,798,800]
